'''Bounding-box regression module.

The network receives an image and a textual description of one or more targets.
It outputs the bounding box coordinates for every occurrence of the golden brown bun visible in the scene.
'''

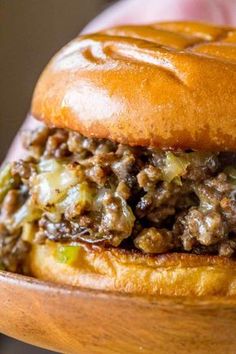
[31,21,236,151]
[29,242,236,296]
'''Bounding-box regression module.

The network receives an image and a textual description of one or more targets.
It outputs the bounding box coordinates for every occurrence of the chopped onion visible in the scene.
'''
[32,162,79,208]
[58,182,94,215]
[0,163,15,203]
[55,244,80,265]
[11,199,41,230]
[38,158,62,173]
[102,193,135,239]
[120,197,135,234]
[163,152,189,183]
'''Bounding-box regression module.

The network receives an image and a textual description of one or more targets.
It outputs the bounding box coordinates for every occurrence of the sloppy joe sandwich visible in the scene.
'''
[1,21,236,296]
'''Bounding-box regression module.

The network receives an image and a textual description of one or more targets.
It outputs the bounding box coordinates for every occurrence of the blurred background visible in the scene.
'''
[0,1,112,352]
[0,0,113,162]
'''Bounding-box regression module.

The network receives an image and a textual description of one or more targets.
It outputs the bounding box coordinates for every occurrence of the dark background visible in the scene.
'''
[0,1,111,352]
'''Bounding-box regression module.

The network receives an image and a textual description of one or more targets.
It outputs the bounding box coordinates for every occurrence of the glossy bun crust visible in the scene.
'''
[29,243,236,296]
[30,22,236,296]
[32,21,236,151]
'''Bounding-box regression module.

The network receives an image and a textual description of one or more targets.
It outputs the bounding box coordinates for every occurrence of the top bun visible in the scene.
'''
[32,21,236,151]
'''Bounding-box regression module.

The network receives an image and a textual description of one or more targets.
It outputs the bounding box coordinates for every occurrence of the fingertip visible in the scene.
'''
[82,0,236,35]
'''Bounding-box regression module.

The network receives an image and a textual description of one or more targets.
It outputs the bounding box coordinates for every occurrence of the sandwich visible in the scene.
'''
[1,21,236,296]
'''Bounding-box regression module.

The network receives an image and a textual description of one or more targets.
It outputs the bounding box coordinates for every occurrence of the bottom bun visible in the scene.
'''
[29,242,236,296]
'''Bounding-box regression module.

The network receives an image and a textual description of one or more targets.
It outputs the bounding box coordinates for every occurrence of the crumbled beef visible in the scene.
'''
[44,129,70,158]
[184,153,219,181]
[37,215,111,244]
[38,216,85,242]
[23,126,50,149]
[134,227,175,253]
[99,192,134,246]
[68,131,116,157]
[2,127,236,273]
[136,181,193,220]
[218,239,236,257]
[179,208,227,250]
[11,159,36,181]
[137,165,162,190]
[0,223,30,272]
[147,206,176,224]
[85,165,107,186]
[116,181,131,200]
[111,146,136,181]
[221,197,236,232]
[0,190,22,219]
[22,126,50,158]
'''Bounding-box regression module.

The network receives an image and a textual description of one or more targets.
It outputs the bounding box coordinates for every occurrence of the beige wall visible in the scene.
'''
[0,0,110,161]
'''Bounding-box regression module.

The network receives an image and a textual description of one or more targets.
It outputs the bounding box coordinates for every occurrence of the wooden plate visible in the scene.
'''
[1,270,236,354]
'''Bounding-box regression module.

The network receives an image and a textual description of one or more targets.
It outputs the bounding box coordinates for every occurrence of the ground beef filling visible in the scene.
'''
[1,126,236,272]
